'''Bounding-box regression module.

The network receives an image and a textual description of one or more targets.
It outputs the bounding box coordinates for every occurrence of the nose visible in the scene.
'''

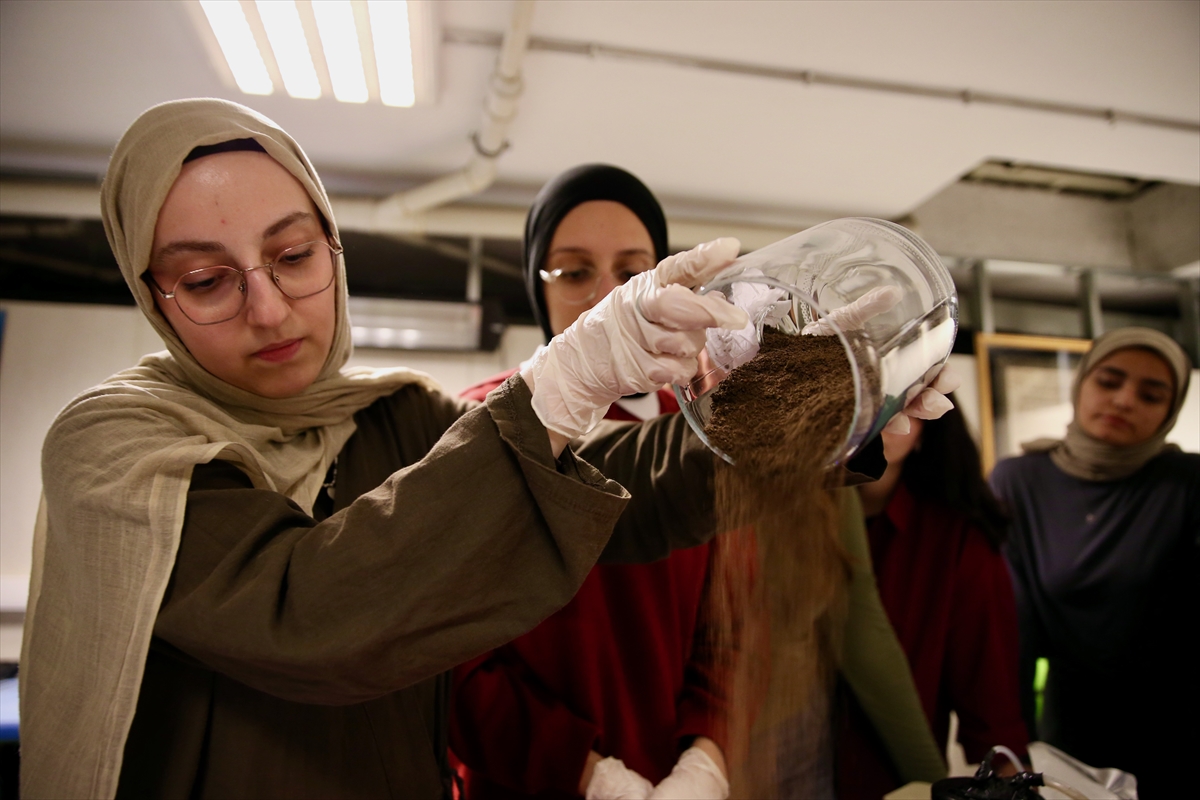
[242,268,291,329]
[588,269,624,309]
[1111,381,1138,409]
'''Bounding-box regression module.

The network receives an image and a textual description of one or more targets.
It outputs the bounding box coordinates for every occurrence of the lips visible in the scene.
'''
[254,338,303,363]
[1098,413,1131,429]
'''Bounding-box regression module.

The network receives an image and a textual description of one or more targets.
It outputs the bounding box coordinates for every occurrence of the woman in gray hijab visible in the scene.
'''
[990,327,1197,798]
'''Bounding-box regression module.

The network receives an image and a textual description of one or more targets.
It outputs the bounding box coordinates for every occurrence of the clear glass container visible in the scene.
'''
[676,217,958,467]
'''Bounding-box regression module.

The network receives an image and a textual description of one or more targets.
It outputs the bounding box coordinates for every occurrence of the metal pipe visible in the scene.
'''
[466,236,484,301]
[445,27,1200,135]
[1179,277,1200,365]
[374,1,535,226]
[1079,269,1104,339]
[971,260,995,334]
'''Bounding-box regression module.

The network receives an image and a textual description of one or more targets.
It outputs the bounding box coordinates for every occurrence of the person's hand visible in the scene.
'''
[883,363,960,434]
[793,284,957,434]
[704,270,789,372]
[523,238,748,439]
[649,744,729,799]
[585,756,654,800]
[801,285,903,335]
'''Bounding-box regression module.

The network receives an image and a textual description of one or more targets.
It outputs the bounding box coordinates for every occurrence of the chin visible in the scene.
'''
[1085,425,1137,447]
[241,365,322,398]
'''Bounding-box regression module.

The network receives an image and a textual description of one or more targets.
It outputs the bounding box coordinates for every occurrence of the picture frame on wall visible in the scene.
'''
[975,332,1093,474]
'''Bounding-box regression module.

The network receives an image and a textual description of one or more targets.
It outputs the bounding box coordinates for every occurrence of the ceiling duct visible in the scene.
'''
[964,160,1152,198]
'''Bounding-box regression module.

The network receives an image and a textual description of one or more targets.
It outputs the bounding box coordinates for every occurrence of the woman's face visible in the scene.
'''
[1076,347,1174,446]
[148,151,337,398]
[542,200,657,335]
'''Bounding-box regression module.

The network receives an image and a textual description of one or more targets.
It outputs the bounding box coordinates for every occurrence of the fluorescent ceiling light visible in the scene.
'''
[198,0,274,96]
[348,297,491,350]
[255,0,322,100]
[311,1,368,103]
[368,0,416,107]
[196,0,435,107]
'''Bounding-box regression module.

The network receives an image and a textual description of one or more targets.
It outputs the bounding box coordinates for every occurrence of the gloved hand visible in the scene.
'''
[649,746,730,800]
[801,285,903,335]
[705,269,790,371]
[884,363,961,434]
[794,284,956,432]
[586,756,654,800]
[524,238,749,438]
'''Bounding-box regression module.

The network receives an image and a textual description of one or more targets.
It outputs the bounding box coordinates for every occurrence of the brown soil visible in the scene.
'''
[707,330,855,478]
[703,330,858,796]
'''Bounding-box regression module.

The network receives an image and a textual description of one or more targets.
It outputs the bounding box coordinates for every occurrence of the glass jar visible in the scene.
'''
[676,217,958,467]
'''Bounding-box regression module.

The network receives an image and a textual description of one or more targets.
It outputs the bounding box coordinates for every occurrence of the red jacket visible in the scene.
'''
[450,371,722,799]
[837,481,1028,799]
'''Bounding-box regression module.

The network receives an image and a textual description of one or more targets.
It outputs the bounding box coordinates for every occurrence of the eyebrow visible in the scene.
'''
[1096,365,1171,391]
[150,211,317,268]
[547,246,654,257]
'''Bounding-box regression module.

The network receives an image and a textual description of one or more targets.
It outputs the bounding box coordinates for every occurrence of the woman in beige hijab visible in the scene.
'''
[991,327,1197,798]
[18,98,749,800]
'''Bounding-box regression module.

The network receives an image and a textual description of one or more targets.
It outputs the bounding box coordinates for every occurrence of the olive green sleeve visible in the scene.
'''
[837,488,948,783]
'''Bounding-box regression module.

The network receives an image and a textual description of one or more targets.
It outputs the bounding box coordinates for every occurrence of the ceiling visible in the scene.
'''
[1,0,1198,224]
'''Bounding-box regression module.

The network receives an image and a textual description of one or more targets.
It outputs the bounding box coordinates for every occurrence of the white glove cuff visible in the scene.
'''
[680,747,730,798]
[648,746,729,800]
[586,756,654,800]
[524,344,611,440]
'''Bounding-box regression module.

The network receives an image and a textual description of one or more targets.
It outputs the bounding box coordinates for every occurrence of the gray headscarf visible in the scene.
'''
[1022,327,1192,481]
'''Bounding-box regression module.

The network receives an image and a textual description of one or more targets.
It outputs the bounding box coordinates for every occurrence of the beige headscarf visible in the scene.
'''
[1022,327,1192,481]
[20,98,440,800]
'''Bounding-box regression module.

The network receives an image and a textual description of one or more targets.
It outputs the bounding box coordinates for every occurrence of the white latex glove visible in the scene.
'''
[883,363,961,434]
[586,757,654,800]
[705,269,790,371]
[801,285,904,335]
[649,747,730,800]
[524,238,749,438]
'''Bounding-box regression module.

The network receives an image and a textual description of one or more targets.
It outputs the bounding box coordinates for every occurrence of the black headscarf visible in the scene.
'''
[523,164,669,341]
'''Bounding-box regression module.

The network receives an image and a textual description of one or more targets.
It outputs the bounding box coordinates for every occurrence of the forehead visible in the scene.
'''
[549,200,654,254]
[154,151,316,241]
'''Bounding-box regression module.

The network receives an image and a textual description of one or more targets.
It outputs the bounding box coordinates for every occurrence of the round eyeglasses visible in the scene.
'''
[148,240,341,325]
[539,262,653,306]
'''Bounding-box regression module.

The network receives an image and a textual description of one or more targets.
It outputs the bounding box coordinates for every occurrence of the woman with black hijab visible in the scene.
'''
[450,165,948,799]
[451,165,731,799]
[992,327,1198,798]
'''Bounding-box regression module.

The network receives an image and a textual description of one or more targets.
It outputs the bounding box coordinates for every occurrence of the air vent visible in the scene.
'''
[964,160,1152,198]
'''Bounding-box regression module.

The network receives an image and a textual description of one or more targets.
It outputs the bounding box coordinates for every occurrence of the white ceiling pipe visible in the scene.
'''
[373,0,535,228]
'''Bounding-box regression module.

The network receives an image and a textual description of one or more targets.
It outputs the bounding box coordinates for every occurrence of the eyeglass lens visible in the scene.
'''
[542,264,650,305]
[170,241,337,325]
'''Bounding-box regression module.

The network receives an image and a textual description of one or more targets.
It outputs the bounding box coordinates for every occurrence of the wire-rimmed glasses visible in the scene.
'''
[147,240,342,325]
[539,262,653,306]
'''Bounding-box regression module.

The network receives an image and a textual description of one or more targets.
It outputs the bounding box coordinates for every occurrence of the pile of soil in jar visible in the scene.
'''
[706,329,855,478]
[701,329,859,797]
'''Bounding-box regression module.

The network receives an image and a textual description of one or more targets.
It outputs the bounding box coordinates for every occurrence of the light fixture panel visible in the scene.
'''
[190,0,439,107]
[367,0,415,107]
[196,0,275,95]
[310,0,369,103]
[255,0,322,99]
[348,297,487,351]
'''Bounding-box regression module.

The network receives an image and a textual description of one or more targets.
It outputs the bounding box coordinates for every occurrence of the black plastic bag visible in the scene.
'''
[931,751,1044,800]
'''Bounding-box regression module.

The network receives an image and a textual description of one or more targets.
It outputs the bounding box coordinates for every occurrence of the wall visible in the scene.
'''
[951,350,1200,458]
[0,299,543,661]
